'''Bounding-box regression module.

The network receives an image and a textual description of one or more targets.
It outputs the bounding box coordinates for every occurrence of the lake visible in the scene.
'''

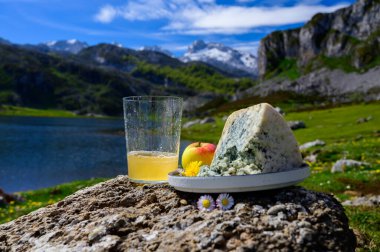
[0,116,191,193]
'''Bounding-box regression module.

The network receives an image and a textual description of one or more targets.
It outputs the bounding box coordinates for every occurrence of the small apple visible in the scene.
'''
[182,142,216,168]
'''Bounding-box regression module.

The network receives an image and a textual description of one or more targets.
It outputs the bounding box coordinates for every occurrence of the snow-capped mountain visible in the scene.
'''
[181,40,258,77]
[139,45,172,57]
[40,39,88,54]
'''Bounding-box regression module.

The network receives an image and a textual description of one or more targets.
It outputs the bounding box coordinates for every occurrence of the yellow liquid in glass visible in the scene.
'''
[127,151,178,182]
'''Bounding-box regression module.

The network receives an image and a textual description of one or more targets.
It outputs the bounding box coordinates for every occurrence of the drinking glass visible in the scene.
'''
[123,96,183,183]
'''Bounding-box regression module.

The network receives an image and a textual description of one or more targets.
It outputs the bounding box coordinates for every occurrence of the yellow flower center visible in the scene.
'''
[183,161,202,177]
[221,198,229,206]
[202,199,211,208]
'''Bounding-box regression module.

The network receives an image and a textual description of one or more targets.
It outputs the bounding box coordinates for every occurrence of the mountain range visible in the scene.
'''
[1,38,257,78]
[0,0,379,116]
[181,40,257,78]
[0,39,255,115]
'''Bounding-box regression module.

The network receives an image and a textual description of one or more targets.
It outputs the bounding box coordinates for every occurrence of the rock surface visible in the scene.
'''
[183,119,201,128]
[299,139,326,151]
[331,159,370,173]
[288,121,306,130]
[208,103,303,176]
[258,0,380,76]
[236,67,380,103]
[0,176,356,251]
[342,195,380,206]
[200,117,216,124]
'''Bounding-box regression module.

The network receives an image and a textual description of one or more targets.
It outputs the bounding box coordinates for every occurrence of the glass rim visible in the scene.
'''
[123,96,183,102]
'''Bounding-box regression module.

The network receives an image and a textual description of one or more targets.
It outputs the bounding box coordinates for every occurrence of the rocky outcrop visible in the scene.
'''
[0,176,356,251]
[236,66,380,102]
[258,0,380,76]
[183,93,225,115]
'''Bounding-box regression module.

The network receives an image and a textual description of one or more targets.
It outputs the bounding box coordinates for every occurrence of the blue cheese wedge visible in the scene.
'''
[200,103,303,176]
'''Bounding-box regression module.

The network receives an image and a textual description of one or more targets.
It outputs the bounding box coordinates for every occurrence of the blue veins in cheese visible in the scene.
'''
[198,103,303,176]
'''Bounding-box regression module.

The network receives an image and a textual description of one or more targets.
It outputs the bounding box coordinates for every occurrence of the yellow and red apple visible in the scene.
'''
[181,142,216,168]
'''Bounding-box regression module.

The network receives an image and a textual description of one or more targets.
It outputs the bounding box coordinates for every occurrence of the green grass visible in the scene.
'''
[285,103,380,144]
[345,206,380,251]
[0,178,107,224]
[0,105,79,118]
[264,58,301,80]
[318,55,357,73]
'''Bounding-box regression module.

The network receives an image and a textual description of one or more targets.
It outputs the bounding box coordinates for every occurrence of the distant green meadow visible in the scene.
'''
[0,105,78,118]
[1,102,379,250]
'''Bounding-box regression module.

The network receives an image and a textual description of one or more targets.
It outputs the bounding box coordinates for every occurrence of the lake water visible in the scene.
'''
[0,116,191,193]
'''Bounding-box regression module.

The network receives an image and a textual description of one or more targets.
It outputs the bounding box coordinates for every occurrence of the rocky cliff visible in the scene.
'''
[258,0,380,77]
[0,176,356,251]
[236,66,380,102]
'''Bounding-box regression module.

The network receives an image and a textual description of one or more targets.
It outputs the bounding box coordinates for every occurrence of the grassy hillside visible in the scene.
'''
[132,61,256,94]
[0,43,258,115]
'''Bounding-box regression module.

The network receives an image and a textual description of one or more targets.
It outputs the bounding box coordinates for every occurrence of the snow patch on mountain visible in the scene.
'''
[181,40,258,77]
[41,39,88,54]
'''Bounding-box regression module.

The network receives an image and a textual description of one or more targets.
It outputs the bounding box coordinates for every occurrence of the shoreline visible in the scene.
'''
[0,105,116,119]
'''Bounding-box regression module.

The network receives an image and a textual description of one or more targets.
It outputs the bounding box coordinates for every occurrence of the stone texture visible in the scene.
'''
[236,66,380,103]
[183,93,225,115]
[183,119,201,128]
[200,117,216,124]
[288,121,306,130]
[331,159,370,173]
[0,176,356,251]
[258,0,380,76]
[342,195,380,206]
[299,140,326,151]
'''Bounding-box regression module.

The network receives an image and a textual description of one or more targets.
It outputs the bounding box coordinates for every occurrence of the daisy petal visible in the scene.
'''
[197,195,215,211]
[216,193,234,210]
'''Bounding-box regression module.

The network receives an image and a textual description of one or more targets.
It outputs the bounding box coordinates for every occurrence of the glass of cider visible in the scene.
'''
[123,96,183,183]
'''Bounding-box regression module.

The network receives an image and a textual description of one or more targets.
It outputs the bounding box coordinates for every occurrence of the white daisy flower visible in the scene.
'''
[216,193,234,211]
[197,195,215,211]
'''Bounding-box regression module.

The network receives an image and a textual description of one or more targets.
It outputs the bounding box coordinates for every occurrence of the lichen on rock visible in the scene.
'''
[0,176,356,251]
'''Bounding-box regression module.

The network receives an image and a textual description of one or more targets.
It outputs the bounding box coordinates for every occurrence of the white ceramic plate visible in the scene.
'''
[168,165,310,193]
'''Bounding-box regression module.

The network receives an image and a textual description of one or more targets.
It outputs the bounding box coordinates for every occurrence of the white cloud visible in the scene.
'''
[119,0,171,21]
[94,5,117,23]
[192,4,348,30]
[94,0,349,35]
[232,41,261,55]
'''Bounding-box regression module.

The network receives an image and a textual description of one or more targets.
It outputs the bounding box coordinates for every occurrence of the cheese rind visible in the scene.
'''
[201,103,303,176]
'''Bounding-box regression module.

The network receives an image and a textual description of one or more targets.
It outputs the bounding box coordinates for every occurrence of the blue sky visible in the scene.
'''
[0,0,354,56]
